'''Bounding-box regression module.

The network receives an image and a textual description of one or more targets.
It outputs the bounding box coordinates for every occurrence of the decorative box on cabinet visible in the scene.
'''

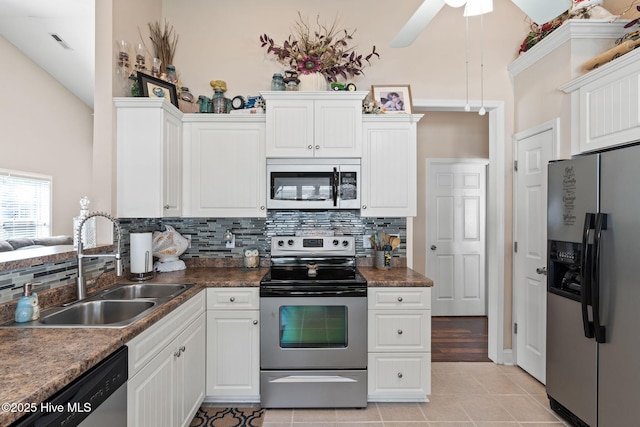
[205,288,260,402]
[261,91,367,158]
[182,115,266,217]
[561,49,640,154]
[368,287,431,402]
[361,115,423,217]
[115,97,183,217]
[127,291,206,427]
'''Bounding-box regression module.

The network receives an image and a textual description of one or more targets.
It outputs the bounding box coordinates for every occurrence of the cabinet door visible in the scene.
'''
[314,99,362,157]
[163,112,183,216]
[266,99,315,157]
[116,98,183,218]
[186,121,266,217]
[361,120,417,217]
[206,310,260,400]
[127,341,177,427]
[177,313,206,427]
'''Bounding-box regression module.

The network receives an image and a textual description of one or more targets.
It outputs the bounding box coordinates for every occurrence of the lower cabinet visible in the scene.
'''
[127,291,206,427]
[367,287,431,401]
[205,288,260,402]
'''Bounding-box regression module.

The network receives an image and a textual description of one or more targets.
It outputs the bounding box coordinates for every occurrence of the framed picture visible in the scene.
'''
[137,72,179,107]
[371,85,413,114]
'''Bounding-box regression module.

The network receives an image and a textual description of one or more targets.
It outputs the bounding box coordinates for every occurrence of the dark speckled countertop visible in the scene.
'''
[0,266,431,425]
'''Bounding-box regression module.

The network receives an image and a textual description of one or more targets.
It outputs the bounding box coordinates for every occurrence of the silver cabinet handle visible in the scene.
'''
[536,267,547,275]
[174,350,181,358]
[430,245,437,250]
[253,320,258,325]
[229,297,235,302]
[397,329,403,335]
[164,205,170,210]
[180,345,186,352]
[315,145,320,149]
[397,372,403,378]
[260,206,266,210]
[397,296,403,302]
[361,205,367,209]
[308,145,313,149]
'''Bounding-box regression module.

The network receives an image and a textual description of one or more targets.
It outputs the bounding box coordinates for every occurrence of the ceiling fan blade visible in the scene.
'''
[511,0,572,24]
[390,0,446,48]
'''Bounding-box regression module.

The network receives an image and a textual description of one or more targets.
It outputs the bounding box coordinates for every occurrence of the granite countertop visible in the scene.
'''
[0,265,432,425]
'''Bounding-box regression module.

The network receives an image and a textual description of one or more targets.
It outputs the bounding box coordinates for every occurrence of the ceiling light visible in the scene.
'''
[464,0,493,16]
[511,0,571,24]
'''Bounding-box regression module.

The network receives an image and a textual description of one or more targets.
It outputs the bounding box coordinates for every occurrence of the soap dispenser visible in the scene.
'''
[73,196,96,249]
[15,283,34,323]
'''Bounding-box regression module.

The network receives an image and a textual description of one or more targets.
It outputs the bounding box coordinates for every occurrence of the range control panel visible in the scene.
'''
[271,236,355,256]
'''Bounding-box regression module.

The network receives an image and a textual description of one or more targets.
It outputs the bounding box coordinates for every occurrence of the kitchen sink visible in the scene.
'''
[100,283,189,300]
[39,300,156,327]
[2,282,195,328]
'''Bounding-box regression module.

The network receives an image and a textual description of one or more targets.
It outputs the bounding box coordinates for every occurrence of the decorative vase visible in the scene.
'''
[298,72,328,91]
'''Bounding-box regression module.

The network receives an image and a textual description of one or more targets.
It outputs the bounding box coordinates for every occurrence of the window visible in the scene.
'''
[0,169,52,239]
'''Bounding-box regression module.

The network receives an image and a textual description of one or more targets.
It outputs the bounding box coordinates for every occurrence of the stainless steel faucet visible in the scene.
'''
[76,212,123,300]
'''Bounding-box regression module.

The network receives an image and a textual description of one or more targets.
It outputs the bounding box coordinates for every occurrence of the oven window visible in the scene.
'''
[279,306,347,348]
[271,173,332,201]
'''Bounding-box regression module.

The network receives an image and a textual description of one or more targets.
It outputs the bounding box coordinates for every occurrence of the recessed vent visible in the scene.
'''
[50,33,72,50]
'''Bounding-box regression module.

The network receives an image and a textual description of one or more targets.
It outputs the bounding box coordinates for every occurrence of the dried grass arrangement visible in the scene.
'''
[144,20,179,74]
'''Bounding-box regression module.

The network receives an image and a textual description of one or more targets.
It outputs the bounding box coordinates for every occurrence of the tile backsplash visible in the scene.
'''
[0,211,405,304]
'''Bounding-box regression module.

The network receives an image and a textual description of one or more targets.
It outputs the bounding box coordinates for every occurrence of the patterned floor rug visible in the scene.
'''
[189,407,264,427]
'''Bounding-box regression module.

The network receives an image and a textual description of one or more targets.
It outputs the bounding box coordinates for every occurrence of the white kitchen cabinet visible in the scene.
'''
[562,49,640,154]
[361,115,423,217]
[183,116,266,217]
[127,291,206,427]
[367,287,431,402]
[262,91,367,158]
[115,97,183,217]
[205,288,260,402]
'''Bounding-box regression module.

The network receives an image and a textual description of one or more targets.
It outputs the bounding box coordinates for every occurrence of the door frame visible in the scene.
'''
[426,158,489,316]
[413,99,506,364]
[512,118,560,367]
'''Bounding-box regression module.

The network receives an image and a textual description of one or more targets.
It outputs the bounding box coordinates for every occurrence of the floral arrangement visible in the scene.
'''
[518,12,569,54]
[260,13,379,82]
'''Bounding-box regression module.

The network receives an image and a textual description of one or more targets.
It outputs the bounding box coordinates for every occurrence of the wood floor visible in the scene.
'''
[431,316,491,362]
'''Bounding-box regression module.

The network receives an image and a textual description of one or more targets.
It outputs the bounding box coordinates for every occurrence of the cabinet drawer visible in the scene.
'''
[368,287,430,310]
[368,310,430,352]
[127,290,206,377]
[207,288,259,310]
[368,352,430,398]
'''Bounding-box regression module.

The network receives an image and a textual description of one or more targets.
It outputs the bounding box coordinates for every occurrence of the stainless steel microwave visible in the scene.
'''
[266,158,360,210]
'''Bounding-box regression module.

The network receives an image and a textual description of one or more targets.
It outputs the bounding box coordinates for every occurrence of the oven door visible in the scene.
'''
[260,296,367,370]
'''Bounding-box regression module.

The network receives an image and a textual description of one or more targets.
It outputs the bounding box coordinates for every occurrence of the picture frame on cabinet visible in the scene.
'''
[137,72,179,107]
[371,85,412,114]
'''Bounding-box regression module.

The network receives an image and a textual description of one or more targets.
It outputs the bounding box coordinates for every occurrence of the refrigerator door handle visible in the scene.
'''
[581,212,595,339]
[592,212,608,344]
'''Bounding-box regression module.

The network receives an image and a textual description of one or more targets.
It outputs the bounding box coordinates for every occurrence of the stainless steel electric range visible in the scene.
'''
[260,235,368,408]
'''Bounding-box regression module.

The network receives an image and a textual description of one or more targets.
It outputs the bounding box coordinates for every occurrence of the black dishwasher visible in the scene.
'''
[11,346,128,427]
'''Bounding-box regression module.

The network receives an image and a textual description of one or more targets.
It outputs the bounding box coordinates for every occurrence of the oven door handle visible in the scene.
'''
[268,375,358,383]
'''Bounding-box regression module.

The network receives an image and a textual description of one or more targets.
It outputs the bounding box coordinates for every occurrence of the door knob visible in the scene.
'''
[536,267,548,275]
[430,245,437,250]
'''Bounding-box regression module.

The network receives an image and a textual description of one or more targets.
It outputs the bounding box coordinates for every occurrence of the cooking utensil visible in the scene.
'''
[390,236,401,250]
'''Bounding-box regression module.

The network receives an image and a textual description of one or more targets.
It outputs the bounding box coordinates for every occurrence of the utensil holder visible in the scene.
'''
[375,250,392,269]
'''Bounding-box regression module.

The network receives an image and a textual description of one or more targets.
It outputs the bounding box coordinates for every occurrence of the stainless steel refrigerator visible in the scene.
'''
[547,144,640,427]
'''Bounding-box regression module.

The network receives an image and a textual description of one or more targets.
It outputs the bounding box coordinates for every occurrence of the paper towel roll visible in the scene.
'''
[130,232,153,274]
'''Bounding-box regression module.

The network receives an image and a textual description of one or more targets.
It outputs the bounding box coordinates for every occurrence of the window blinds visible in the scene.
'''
[0,169,52,240]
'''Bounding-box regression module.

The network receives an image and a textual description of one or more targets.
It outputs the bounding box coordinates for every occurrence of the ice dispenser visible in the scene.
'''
[548,240,583,301]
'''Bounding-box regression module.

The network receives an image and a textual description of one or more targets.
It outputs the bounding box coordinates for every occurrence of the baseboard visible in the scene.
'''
[501,349,514,365]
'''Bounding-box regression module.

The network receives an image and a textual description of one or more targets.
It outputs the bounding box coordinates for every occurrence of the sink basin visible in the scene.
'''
[100,283,190,300]
[39,300,156,327]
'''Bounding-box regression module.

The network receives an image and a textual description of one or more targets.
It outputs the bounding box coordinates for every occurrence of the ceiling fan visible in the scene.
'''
[391,0,573,48]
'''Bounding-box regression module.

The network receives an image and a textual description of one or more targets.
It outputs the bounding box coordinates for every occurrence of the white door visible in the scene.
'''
[427,159,488,316]
[513,119,558,384]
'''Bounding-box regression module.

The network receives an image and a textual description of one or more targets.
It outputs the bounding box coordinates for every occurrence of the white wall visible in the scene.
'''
[0,35,93,236]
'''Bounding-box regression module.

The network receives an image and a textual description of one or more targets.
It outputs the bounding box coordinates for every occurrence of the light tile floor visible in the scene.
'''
[262,362,569,427]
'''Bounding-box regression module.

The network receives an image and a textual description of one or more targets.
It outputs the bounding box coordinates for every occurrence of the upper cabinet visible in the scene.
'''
[361,115,423,217]
[115,98,183,218]
[262,91,367,158]
[182,115,267,217]
[561,49,640,154]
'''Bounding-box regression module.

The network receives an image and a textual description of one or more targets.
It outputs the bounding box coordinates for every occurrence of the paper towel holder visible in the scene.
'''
[130,231,154,282]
